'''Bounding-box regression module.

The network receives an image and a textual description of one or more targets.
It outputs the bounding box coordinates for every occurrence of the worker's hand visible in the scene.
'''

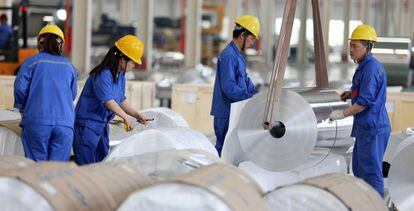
[136,113,148,126]
[123,117,135,132]
[329,110,345,121]
[340,91,352,101]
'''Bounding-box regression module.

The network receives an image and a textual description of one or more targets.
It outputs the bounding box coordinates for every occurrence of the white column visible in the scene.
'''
[72,0,92,75]
[320,0,330,62]
[226,0,242,43]
[0,0,12,25]
[135,0,154,69]
[360,0,370,24]
[184,0,202,68]
[342,0,350,62]
[260,0,276,65]
[297,0,308,65]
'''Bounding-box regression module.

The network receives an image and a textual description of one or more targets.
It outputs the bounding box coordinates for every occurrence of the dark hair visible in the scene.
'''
[359,40,375,52]
[232,24,253,39]
[38,33,63,56]
[90,46,130,82]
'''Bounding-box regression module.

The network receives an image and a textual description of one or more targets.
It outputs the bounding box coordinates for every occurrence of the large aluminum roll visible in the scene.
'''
[239,148,347,193]
[0,162,152,210]
[105,149,222,181]
[296,89,353,147]
[223,88,353,172]
[264,173,387,211]
[109,108,189,148]
[0,120,24,156]
[384,127,414,165]
[0,155,33,171]
[388,135,414,211]
[238,89,318,171]
[136,107,189,130]
[106,127,218,161]
[118,163,267,211]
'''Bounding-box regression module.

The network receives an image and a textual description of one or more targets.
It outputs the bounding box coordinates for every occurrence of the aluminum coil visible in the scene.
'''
[105,149,222,181]
[264,173,387,211]
[106,127,218,161]
[0,110,21,121]
[388,135,414,211]
[238,89,318,171]
[0,155,33,171]
[0,123,24,156]
[239,148,347,193]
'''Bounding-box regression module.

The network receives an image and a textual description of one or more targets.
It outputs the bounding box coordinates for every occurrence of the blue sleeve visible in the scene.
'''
[14,60,32,109]
[246,76,257,94]
[71,71,77,101]
[219,56,251,101]
[354,67,378,108]
[120,75,127,103]
[92,71,115,104]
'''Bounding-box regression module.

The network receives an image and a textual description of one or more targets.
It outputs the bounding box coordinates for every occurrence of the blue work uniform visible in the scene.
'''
[210,41,257,156]
[0,23,12,47]
[73,68,126,165]
[14,52,77,161]
[350,53,391,197]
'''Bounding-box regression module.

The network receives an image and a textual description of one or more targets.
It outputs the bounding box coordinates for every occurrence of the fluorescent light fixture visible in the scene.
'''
[43,16,54,22]
[394,49,410,55]
[56,9,67,21]
[371,48,394,54]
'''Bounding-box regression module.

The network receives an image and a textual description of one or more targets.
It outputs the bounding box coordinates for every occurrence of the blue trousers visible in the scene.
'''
[352,132,390,197]
[73,125,109,165]
[22,125,73,162]
[214,117,229,156]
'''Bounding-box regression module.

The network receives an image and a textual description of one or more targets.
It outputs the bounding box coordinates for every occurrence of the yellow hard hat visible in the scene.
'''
[115,35,144,64]
[349,24,377,42]
[235,14,260,39]
[38,24,64,42]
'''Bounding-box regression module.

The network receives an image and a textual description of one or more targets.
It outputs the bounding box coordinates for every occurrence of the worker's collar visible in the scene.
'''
[230,41,244,59]
[356,53,372,71]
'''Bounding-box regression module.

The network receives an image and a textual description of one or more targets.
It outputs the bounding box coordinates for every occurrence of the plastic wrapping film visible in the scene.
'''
[264,173,387,211]
[0,109,21,121]
[0,162,152,211]
[0,155,33,171]
[0,120,24,156]
[105,149,222,181]
[238,148,347,193]
[105,127,218,161]
[109,107,190,147]
[388,135,414,211]
[118,163,267,211]
[135,107,189,130]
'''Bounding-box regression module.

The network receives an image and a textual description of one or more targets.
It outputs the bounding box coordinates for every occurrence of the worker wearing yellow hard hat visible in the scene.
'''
[73,35,148,165]
[14,24,77,162]
[330,24,391,197]
[211,15,260,156]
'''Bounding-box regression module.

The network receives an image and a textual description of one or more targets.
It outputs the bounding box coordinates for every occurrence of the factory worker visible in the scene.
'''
[14,25,77,161]
[73,35,148,165]
[329,24,391,197]
[211,15,259,156]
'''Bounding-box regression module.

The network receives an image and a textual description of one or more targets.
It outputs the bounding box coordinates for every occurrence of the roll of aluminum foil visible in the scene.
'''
[388,135,414,211]
[237,89,318,171]
[105,127,218,161]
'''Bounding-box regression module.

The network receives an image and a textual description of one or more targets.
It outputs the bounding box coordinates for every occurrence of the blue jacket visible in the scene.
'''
[350,53,391,137]
[14,52,77,128]
[75,68,126,133]
[211,41,257,118]
[0,23,12,46]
